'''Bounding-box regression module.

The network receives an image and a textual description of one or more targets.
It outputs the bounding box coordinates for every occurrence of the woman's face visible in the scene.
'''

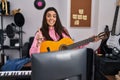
[46,11,57,27]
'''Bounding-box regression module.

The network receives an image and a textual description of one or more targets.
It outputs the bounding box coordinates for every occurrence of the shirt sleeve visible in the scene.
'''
[29,30,44,57]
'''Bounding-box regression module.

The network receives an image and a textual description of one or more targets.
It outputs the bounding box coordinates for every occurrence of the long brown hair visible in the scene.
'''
[40,7,71,41]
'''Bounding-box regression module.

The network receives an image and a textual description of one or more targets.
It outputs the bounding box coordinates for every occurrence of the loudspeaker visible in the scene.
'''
[34,0,46,10]
[99,58,120,75]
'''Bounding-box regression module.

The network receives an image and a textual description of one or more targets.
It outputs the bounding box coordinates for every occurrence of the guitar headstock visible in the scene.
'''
[97,32,108,40]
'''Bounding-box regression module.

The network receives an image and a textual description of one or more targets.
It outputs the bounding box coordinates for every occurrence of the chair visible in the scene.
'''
[22,37,34,58]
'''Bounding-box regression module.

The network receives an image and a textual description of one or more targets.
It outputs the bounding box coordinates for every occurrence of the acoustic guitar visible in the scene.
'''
[40,32,106,53]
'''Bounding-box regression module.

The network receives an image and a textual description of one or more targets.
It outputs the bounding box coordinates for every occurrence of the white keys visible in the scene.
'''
[0,70,31,77]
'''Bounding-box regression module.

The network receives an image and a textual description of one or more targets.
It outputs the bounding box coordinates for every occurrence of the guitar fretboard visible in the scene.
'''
[67,37,95,49]
[111,3,120,35]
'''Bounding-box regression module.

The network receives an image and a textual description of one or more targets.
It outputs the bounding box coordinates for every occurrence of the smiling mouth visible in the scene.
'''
[49,20,55,24]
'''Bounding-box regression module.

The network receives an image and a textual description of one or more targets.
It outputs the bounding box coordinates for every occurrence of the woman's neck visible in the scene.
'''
[49,26,54,29]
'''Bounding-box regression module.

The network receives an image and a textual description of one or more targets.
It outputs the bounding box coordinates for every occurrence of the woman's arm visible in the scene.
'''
[29,29,44,57]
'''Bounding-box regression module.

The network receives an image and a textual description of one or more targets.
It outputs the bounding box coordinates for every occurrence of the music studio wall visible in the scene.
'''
[0,0,119,59]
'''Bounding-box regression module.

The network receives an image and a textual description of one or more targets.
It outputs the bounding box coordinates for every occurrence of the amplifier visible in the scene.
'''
[99,57,120,75]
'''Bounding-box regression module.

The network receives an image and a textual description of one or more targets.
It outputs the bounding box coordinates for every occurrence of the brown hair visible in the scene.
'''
[40,7,71,41]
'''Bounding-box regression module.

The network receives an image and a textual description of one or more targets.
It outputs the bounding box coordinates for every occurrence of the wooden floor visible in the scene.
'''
[105,75,115,80]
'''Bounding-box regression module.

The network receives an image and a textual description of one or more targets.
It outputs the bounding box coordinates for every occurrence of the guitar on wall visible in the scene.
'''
[40,32,106,53]
[107,0,120,50]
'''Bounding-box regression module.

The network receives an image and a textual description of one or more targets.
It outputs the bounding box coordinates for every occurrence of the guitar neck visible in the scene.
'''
[67,37,95,49]
[111,4,120,35]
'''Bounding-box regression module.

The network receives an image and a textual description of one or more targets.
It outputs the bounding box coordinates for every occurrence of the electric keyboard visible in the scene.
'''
[0,70,31,80]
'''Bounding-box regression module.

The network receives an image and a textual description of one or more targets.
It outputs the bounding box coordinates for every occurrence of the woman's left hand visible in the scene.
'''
[94,36,100,42]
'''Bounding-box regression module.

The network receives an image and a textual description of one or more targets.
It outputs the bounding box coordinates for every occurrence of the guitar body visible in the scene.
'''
[107,33,120,50]
[40,38,74,52]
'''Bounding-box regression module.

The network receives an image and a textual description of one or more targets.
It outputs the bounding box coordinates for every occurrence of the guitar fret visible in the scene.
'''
[68,37,94,49]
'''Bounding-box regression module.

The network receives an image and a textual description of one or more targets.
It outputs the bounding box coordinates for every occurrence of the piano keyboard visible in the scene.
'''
[0,70,31,80]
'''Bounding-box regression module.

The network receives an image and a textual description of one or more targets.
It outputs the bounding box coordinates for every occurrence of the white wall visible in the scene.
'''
[98,0,120,34]
[0,0,120,59]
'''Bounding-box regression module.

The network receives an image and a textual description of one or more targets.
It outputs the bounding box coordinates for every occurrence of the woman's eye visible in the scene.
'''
[47,15,51,17]
[53,15,56,18]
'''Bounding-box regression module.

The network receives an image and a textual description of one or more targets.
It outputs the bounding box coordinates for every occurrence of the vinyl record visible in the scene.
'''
[14,13,25,27]
[34,0,46,10]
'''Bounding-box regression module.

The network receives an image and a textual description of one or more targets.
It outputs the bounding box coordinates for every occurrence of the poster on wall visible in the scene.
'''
[70,0,92,27]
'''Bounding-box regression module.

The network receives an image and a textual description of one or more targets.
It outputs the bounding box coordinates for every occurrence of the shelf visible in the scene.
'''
[0,11,23,58]
[0,14,13,16]
[2,45,20,50]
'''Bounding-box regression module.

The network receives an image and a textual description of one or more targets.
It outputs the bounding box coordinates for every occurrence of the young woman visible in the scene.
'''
[29,7,100,57]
